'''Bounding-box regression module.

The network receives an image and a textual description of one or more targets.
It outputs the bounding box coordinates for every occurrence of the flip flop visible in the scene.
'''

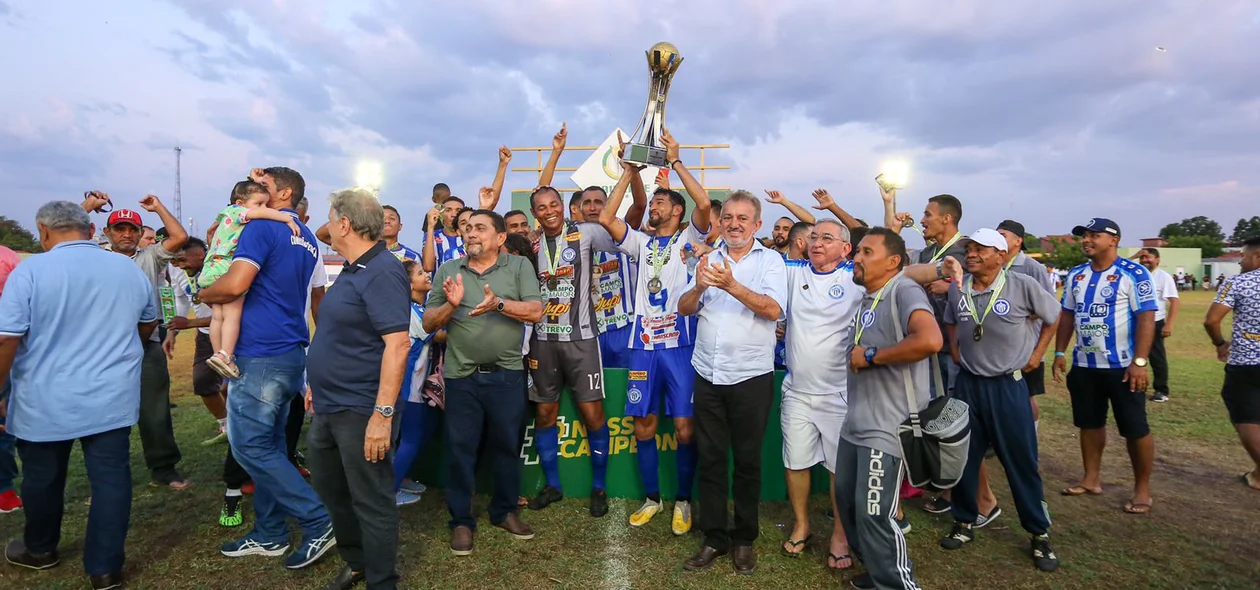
[1238,471,1260,490]
[1122,500,1152,514]
[1060,485,1102,496]
[781,533,812,557]
[827,551,853,570]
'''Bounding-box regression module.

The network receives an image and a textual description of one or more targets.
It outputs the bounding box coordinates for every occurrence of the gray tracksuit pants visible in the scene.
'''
[835,438,921,590]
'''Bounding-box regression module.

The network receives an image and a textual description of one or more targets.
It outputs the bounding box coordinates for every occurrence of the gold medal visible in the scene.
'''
[647,277,663,294]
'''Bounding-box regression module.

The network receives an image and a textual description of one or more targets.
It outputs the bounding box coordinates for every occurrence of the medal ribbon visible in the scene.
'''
[928,232,963,263]
[539,226,569,276]
[650,231,682,282]
[854,271,904,345]
[962,270,1008,330]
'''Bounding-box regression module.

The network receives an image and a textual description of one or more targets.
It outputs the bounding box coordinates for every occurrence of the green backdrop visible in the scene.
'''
[407,369,832,500]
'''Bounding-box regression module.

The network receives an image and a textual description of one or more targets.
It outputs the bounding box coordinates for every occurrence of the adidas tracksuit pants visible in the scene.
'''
[835,438,921,590]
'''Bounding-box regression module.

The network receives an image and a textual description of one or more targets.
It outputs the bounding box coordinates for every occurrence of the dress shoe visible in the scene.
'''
[450,526,474,556]
[683,545,728,571]
[89,570,124,590]
[5,540,60,570]
[732,545,756,575]
[493,512,535,540]
[321,565,365,590]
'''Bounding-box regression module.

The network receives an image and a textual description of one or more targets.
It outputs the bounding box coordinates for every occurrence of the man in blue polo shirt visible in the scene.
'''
[200,166,336,570]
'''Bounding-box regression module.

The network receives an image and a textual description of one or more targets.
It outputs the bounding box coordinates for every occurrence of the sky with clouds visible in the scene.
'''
[2,0,1259,247]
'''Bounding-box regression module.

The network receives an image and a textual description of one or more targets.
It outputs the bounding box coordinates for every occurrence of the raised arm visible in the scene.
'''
[482,146,513,210]
[537,123,566,189]
[764,190,816,225]
[662,128,710,233]
[810,189,864,230]
[880,183,899,230]
[625,166,648,230]
[139,194,187,253]
[422,207,440,273]
[599,136,638,244]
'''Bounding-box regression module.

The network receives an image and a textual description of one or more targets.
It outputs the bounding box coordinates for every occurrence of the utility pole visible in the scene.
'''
[173,145,183,222]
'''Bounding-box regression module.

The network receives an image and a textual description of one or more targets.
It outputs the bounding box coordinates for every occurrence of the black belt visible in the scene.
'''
[473,364,503,374]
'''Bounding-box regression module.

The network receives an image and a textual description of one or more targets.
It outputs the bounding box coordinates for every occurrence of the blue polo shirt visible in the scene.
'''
[0,240,157,442]
[307,241,411,415]
[233,211,320,358]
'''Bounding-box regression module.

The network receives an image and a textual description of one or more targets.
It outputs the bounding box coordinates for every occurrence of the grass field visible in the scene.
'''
[1,290,1258,589]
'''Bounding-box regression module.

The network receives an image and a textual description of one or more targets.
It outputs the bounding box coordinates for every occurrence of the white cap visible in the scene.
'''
[962,228,1008,252]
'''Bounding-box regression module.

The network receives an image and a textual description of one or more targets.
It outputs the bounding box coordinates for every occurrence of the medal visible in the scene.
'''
[648,278,663,294]
[647,232,681,298]
[547,277,558,290]
[592,266,603,279]
[973,325,983,341]
[962,270,1008,345]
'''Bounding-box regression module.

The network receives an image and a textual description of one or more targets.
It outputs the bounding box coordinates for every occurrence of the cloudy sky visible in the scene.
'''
[2,0,1259,247]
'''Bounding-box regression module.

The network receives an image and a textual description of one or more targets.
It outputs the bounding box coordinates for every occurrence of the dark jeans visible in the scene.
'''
[18,427,131,576]
[0,380,16,494]
[223,387,308,489]
[1152,319,1169,395]
[694,372,774,551]
[308,411,400,589]
[444,369,527,530]
[140,341,182,481]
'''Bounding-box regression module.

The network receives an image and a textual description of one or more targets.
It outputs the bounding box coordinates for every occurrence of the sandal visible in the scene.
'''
[827,551,853,570]
[1122,500,1152,514]
[781,533,812,557]
[1060,485,1102,496]
[206,351,240,379]
[1240,471,1260,491]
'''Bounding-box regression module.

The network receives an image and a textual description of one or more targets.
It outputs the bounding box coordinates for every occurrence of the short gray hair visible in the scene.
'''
[36,201,92,235]
[814,218,851,243]
[295,196,309,215]
[328,188,384,241]
[724,190,762,220]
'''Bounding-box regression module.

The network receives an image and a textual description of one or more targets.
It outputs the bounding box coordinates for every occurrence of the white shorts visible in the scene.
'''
[781,387,848,472]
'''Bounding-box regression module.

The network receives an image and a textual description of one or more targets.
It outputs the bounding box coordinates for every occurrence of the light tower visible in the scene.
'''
[173,145,183,221]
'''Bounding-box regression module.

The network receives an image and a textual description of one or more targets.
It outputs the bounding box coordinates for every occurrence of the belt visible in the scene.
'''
[961,367,1023,381]
[472,364,503,374]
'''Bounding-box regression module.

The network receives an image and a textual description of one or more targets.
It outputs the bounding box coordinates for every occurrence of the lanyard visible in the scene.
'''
[539,226,569,273]
[855,271,903,345]
[1004,252,1020,270]
[928,232,962,263]
[962,270,1008,328]
[651,231,682,279]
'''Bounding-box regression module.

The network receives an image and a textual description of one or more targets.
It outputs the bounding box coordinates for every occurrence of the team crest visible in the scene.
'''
[1074,274,1086,282]
[1100,285,1115,298]
[860,309,876,327]
[993,299,1011,316]
[828,284,845,299]
[1138,282,1153,296]
[627,386,643,404]
[562,248,577,262]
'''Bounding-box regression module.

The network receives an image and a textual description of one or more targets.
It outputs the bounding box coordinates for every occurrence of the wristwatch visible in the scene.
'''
[935,260,946,280]
[495,298,505,312]
[864,346,879,366]
[1133,358,1148,368]
[374,405,395,418]
[669,159,683,169]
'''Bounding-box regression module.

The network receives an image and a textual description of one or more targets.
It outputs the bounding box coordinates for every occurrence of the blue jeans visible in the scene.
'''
[445,369,526,530]
[0,380,17,493]
[227,347,330,543]
[18,427,132,576]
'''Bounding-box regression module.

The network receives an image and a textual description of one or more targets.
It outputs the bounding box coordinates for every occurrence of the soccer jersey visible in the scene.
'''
[432,231,465,266]
[534,222,618,342]
[782,259,863,395]
[1214,269,1260,366]
[617,223,707,350]
[1061,259,1158,369]
[388,241,421,263]
[593,250,637,333]
[404,301,436,404]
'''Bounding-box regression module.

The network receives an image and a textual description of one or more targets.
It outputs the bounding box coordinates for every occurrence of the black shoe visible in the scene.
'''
[322,565,365,590]
[849,572,875,589]
[1150,392,1169,403]
[1031,535,1060,572]
[90,571,124,590]
[5,540,60,570]
[589,488,608,518]
[731,545,756,575]
[939,522,974,550]
[824,508,835,520]
[923,495,952,514]
[683,545,728,571]
[528,485,563,510]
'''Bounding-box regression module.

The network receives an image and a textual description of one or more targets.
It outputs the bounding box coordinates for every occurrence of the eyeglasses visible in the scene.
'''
[808,233,847,245]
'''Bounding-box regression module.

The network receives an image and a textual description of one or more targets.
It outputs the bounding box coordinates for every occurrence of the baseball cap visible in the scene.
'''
[1071,218,1121,237]
[107,209,142,229]
[996,219,1027,251]
[960,228,1008,252]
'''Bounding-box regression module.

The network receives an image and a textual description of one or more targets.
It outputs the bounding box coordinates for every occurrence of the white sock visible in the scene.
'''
[217,418,227,428]
[225,488,242,498]
[1034,420,1040,434]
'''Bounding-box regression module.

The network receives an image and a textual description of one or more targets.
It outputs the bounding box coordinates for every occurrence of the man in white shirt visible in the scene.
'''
[1137,249,1180,403]
[678,191,786,575]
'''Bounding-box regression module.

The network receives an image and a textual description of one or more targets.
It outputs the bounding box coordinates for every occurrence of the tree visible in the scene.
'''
[1229,216,1260,244]
[1040,236,1086,270]
[0,216,40,253]
[1158,216,1225,241]
[1023,233,1042,253]
[1166,235,1224,259]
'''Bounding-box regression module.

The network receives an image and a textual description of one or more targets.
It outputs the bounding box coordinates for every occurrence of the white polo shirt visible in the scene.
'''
[690,240,788,385]
[1149,267,1179,322]
[782,259,862,395]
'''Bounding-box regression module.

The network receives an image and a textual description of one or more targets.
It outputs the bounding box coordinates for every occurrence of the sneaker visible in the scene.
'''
[894,513,911,534]
[629,499,662,527]
[5,540,59,570]
[1150,392,1169,403]
[824,508,835,520]
[849,572,875,589]
[1031,534,1060,572]
[220,534,289,558]
[975,506,1002,528]
[671,501,693,536]
[219,495,243,527]
[284,524,337,569]
[589,488,608,518]
[201,430,228,446]
[396,489,423,507]
[527,485,563,511]
[0,489,22,513]
[922,495,952,514]
[939,522,974,550]
[297,466,312,478]
[400,480,427,494]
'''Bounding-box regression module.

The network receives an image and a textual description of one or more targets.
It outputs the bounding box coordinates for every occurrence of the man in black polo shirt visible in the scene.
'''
[306,188,412,590]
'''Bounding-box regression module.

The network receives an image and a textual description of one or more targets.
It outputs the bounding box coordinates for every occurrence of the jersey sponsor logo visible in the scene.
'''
[566,232,582,242]
[562,247,577,262]
[543,302,571,318]
[1078,322,1110,339]
[541,283,577,300]
[598,277,625,294]
[860,309,876,327]
[628,370,648,381]
[597,259,621,273]
[528,358,539,370]
[992,299,1011,316]
[537,324,574,335]
[1089,303,1109,317]
[597,313,630,329]
[594,294,622,313]
[828,284,845,299]
[627,385,644,404]
[1100,285,1115,298]
[638,314,681,344]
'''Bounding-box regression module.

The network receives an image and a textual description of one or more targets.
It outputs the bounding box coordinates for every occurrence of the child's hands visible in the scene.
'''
[286,218,302,236]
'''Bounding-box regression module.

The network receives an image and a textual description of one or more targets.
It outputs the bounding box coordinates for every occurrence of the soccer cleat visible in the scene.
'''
[527,485,563,511]
[220,534,289,558]
[396,490,423,507]
[629,499,662,527]
[1031,535,1060,572]
[400,480,427,494]
[939,522,974,550]
[894,513,911,534]
[671,501,692,536]
[589,489,608,518]
[0,489,23,514]
[201,430,228,446]
[284,524,337,569]
[219,496,243,527]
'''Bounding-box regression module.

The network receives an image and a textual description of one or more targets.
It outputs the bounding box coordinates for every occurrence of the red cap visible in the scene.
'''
[107,209,142,228]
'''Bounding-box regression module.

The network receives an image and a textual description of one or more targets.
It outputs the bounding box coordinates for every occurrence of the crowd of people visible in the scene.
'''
[0,124,1258,590]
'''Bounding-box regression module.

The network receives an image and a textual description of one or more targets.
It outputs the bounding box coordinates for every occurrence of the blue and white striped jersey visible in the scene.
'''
[617,224,707,350]
[1061,259,1158,369]
[432,231,465,267]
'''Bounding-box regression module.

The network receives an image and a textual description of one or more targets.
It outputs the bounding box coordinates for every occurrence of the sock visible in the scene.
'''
[536,426,562,490]
[636,437,660,498]
[1034,419,1040,435]
[675,442,697,501]
[217,417,227,429]
[589,425,610,491]
[225,488,242,498]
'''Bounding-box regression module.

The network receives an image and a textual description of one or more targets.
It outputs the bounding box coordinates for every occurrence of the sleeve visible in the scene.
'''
[224,204,250,225]
[233,223,271,268]
[310,257,329,289]
[682,221,708,243]
[943,285,959,325]
[1161,273,1179,299]
[140,242,176,269]
[409,307,429,340]
[171,266,192,317]
[426,265,449,309]
[1130,267,1158,313]
[517,258,542,303]
[759,254,788,314]
[1214,277,1236,308]
[0,250,16,297]
[895,279,933,329]
[1026,276,1061,325]
[364,268,411,335]
[138,276,159,324]
[0,265,33,336]
[618,228,647,257]
[1060,270,1077,311]
[581,223,618,253]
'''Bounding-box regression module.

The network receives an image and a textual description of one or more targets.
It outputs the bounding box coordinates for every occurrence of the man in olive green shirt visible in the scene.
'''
[423,210,543,557]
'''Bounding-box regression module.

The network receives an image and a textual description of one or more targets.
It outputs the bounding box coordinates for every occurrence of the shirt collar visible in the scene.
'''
[342,240,389,274]
[51,240,99,251]
[719,238,770,261]
[458,253,508,271]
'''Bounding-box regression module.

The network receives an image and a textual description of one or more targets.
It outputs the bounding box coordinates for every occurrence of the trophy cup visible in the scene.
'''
[622,42,683,168]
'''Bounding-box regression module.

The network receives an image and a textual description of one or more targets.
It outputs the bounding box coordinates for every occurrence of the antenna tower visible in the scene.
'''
[173,145,183,222]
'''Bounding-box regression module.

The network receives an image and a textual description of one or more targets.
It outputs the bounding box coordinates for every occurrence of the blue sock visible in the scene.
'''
[536,426,561,490]
[589,425,610,491]
[636,436,659,499]
[676,442,697,501]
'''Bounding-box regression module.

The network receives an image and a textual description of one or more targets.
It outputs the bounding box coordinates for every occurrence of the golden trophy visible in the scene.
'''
[623,42,683,168]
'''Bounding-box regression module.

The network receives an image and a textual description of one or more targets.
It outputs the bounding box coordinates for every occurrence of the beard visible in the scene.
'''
[773,235,789,248]
[647,212,664,228]
[465,242,486,257]
[853,265,867,286]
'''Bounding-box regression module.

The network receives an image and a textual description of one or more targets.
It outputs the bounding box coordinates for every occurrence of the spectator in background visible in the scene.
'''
[139,225,157,249]
[82,191,191,491]
[306,188,411,590]
[0,245,23,515]
[392,259,442,507]
[1137,249,1180,403]
[0,201,158,590]
[770,217,793,257]
[504,210,532,237]
[1204,237,1260,491]
[165,238,226,444]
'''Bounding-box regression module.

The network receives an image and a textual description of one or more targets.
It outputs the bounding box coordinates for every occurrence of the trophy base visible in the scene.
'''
[621,143,668,168]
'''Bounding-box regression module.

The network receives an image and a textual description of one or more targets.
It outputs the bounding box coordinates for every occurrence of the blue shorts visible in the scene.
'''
[599,324,633,368]
[625,347,695,418]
